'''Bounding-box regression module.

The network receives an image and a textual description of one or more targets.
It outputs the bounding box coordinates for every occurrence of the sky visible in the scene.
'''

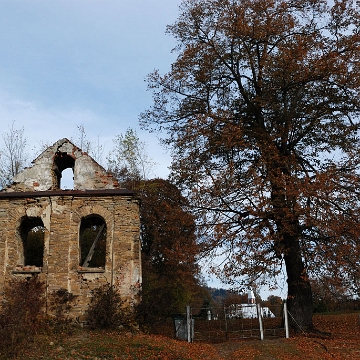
[0,0,285,299]
[0,0,181,178]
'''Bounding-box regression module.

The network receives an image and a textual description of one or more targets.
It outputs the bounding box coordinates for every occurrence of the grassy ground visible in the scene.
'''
[5,313,360,359]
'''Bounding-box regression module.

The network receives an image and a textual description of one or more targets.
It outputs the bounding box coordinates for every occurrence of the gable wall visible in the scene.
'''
[9,138,120,191]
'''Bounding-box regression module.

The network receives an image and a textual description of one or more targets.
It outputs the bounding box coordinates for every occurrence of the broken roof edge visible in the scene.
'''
[0,188,137,199]
[31,138,77,164]
[8,138,121,192]
[31,138,108,173]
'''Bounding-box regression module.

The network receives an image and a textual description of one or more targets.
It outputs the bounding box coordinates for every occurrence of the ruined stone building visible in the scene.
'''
[0,139,141,318]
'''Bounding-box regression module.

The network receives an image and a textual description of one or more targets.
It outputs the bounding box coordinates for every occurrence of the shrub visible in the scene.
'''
[0,276,45,358]
[86,283,129,329]
[48,288,78,333]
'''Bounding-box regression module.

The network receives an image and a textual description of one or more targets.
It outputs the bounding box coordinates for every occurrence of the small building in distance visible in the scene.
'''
[228,290,275,319]
[0,139,141,320]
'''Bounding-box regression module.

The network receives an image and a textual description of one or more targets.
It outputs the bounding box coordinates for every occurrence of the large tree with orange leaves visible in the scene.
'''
[137,179,206,322]
[141,0,360,331]
[106,129,207,322]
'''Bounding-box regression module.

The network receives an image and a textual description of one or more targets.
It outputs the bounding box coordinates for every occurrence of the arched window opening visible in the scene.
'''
[53,151,75,189]
[20,217,45,267]
[79,215,106,268]
[61,168,74,189]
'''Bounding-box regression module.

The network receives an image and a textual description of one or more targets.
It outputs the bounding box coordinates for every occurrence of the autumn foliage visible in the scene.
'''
[136,179,207,323]
[141,0,360,331]
[106,128,208,324]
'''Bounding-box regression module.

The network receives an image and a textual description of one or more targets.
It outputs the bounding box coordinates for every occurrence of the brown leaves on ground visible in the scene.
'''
[13,313,360,359]
[220,313,360,359]
[20,332,222,360]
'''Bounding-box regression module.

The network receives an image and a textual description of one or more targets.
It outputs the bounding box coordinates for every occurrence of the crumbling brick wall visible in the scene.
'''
[0,139,141,319]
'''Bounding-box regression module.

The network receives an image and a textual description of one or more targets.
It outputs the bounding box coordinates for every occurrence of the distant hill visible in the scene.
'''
[206,287,230,304]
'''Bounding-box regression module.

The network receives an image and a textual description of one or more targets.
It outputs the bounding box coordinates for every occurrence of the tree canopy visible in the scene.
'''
[141,0,360,331]
[138,178,206,321]
[108,130,206,322]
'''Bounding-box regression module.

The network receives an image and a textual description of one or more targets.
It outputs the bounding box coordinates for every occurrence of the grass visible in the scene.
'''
[4,312,360,359]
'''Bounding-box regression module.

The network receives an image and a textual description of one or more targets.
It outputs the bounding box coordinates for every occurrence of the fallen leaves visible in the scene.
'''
[11,312,360,359]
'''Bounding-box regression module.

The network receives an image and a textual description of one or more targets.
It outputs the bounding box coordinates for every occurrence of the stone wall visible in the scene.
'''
[0,139,141,320]
[0,190,141,318]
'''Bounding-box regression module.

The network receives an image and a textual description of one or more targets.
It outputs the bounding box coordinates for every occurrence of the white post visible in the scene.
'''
[224,306,228,340]
[284,301,289,338]
[257,303,264,340]
[186,305,191,343]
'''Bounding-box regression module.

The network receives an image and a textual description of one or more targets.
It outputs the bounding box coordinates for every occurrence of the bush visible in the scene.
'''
[48,288,78,333]
[0,276,45,358]
[86,283,130,329]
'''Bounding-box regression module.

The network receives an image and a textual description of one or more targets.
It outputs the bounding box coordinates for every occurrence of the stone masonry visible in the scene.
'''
[0,139,141,319]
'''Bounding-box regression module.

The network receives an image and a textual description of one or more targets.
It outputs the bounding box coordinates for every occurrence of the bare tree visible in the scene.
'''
[74,124,91,154]
[0,121,28,189]
[71,124,104,165]
[107,128,156,185]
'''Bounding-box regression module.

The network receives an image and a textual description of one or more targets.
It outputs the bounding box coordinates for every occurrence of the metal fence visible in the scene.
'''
[173,303,289,343]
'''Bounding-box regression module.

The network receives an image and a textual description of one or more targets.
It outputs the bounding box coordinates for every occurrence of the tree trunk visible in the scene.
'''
[283,237,314,332]
[269,157,314,332]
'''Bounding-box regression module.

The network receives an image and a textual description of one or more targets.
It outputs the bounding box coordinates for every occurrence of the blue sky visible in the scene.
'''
[0,0,182,177]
